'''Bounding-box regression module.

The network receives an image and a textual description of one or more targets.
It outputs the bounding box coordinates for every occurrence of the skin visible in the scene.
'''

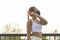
[27,11,48,40]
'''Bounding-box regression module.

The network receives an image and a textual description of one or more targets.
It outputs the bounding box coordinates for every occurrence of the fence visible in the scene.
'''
[0,33,60,40]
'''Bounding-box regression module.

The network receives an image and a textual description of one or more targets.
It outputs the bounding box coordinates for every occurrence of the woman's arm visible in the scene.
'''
[27,19,32,40]
[30,12,48,25]
[37,15,48,25]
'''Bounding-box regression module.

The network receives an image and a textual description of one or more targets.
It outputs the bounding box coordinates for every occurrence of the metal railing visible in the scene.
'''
[0,33,60,40]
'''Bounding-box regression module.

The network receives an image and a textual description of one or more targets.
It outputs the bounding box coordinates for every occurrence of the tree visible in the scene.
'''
[2,23,22,40]
[3,24,11,33]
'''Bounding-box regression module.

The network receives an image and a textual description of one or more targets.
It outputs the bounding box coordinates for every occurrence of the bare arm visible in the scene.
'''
[31,12,48,25]
[27,19,32,40]
[37,15,48,25]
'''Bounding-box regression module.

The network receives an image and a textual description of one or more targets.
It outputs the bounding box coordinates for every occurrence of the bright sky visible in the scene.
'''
[0,0,60,33]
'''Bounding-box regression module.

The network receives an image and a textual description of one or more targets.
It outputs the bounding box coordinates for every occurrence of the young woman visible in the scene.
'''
[27,6,48,40]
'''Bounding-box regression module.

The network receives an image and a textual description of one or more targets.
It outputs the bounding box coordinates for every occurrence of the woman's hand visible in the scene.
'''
[37,16,48,25]
[31,12,39,17]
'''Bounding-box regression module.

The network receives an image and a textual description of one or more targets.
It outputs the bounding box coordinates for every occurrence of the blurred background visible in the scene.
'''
[0,0,60,40]
[0,0,60,34]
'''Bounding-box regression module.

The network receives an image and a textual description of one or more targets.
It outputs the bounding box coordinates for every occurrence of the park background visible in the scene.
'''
[0,0,60,34]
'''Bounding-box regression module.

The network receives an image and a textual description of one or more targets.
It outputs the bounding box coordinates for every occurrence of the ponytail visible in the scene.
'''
[28,16,29,20]
[27,13,29,20]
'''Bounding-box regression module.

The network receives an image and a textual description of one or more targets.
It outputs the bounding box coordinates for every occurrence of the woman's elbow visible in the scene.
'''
[45,22,48,25]
[41,21,48,25]
[44,21,48,25]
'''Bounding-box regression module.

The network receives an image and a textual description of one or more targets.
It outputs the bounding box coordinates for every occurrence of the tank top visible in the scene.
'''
[31,19,42,32]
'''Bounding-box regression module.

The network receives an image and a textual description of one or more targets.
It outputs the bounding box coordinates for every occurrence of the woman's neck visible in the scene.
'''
[32,17,37,20]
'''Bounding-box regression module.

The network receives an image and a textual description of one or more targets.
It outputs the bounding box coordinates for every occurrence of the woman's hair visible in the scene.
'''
[28,6,40,20]
[29,6,40,15]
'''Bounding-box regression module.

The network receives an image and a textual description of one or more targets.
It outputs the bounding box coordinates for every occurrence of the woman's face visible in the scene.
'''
[28,11,36,17]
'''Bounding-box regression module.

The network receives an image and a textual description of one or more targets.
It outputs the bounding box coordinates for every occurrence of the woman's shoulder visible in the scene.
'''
[27,19,32,22]
[27,19,32,24]
[27,19,32,27]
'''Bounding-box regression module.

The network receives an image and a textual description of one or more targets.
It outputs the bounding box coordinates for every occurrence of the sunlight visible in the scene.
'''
[0,0,60,33]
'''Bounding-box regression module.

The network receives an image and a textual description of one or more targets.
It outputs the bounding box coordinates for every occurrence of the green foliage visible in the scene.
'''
[1,36,21,40]
[1,24,22,40]
[42,36,48,40]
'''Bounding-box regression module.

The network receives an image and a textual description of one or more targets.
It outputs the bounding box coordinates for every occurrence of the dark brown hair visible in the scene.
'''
[29,6,40,15]
[28,6,40,20]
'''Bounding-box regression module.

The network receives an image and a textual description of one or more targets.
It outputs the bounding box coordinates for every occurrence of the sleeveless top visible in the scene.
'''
[31,19,42,32]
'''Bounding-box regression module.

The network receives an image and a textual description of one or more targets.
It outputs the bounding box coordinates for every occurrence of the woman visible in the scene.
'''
[27,6,48,40]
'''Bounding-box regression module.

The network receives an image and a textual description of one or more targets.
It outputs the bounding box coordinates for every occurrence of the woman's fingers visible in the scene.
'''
[31,12,36,16]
